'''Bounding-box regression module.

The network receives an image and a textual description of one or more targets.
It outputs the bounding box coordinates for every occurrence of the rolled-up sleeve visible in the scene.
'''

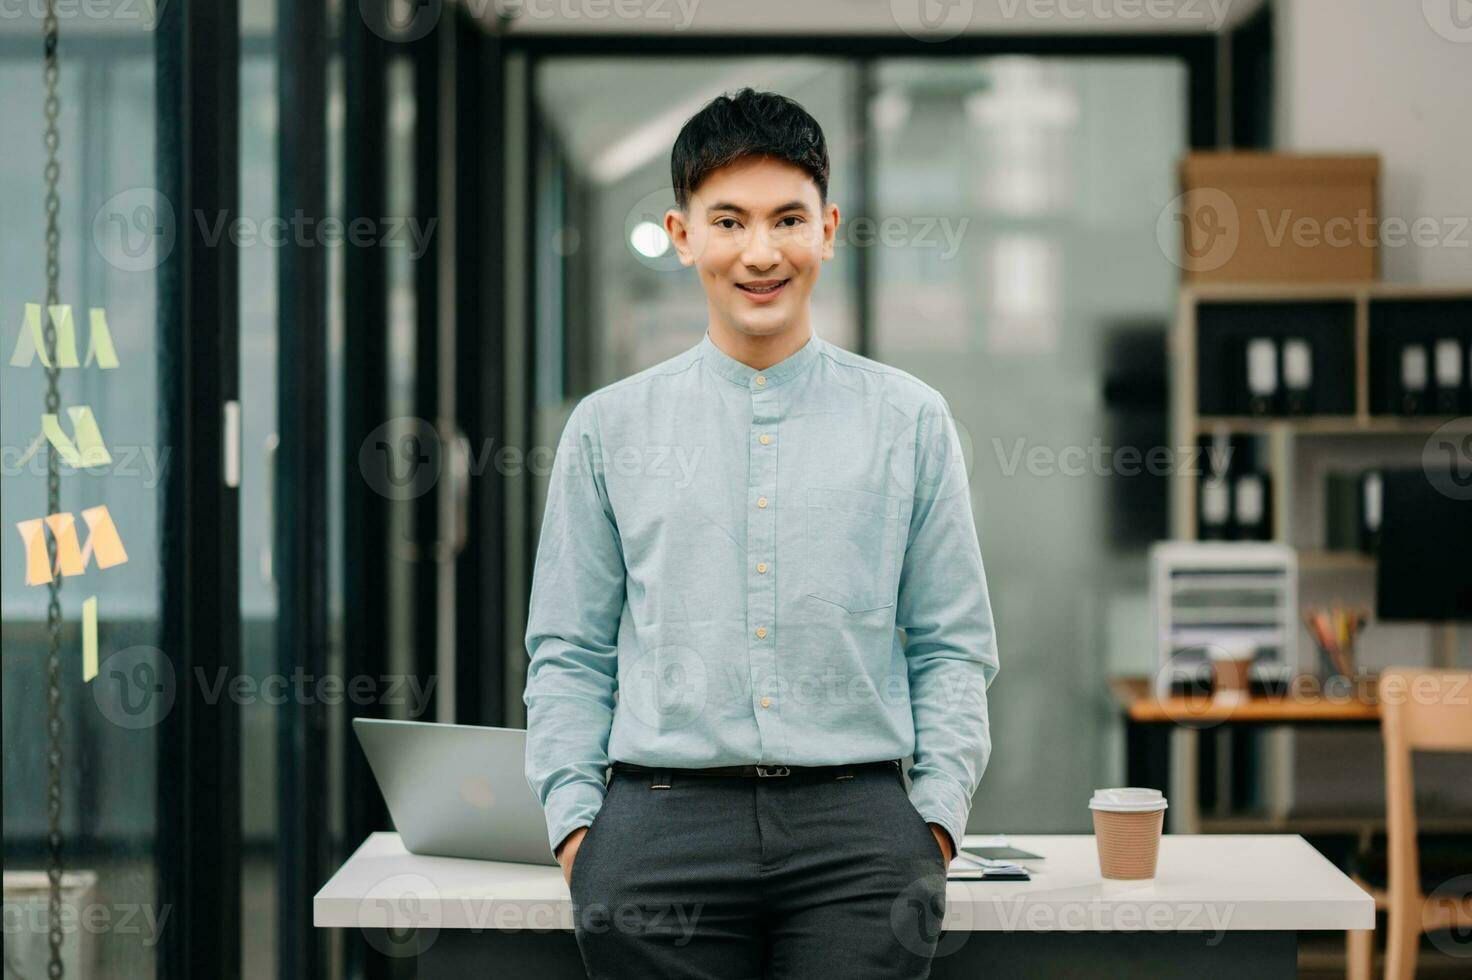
[524,397,625,854]
[895,392,1000,853]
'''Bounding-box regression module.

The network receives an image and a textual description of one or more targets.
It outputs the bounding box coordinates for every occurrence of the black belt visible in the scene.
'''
[611,759,900,785]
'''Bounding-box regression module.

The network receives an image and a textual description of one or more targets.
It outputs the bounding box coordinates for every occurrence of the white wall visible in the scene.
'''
[1275,0,1472,284]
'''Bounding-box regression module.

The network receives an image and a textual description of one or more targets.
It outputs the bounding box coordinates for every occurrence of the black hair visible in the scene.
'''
[670,87,830,212]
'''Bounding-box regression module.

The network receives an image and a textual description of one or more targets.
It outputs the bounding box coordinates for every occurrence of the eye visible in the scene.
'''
[714,217,741,231]
[777,215,804,228]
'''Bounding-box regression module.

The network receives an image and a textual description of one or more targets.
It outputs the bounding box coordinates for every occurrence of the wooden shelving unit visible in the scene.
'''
[1295,549,1376,573]
[1195,415,1460,435]
[1170,281,1472,564]
[1166,281,1470,839]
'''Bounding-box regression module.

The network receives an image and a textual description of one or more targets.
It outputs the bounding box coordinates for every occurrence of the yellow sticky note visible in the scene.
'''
[9,304,112,369]
[83,596,99,682]
[87,308,119,369]
[47,305,79,368]
[10,303,49,367]
[42,406,113,468]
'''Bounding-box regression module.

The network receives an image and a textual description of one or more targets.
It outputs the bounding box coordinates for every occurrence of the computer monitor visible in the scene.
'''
[1375,468,1472,621]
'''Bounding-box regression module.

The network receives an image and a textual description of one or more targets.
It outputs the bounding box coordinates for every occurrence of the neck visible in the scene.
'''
[707,317,813,371]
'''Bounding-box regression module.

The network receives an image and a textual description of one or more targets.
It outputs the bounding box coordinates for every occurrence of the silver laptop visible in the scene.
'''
[353,718,558,865]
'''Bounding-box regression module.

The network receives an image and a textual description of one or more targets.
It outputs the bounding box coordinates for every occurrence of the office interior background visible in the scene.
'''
[2,0,1470,977]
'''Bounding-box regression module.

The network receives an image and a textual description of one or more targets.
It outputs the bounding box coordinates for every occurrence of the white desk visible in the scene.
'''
[316,831,1372,978]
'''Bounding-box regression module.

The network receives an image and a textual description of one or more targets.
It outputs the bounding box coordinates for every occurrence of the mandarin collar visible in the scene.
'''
[698,328,822,389]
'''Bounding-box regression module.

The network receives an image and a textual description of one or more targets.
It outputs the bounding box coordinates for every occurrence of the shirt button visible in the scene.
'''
[756,496,768,509]
[755,375,767,385]
[756,562,767,573]
[755,627,767,639]
[760,697,771,708]
[759,434,770,445]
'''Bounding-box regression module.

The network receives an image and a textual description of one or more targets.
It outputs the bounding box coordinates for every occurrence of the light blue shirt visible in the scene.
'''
[524,328,999,855]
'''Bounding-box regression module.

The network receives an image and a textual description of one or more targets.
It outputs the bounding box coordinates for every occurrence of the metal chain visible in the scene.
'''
[42,2,66,978]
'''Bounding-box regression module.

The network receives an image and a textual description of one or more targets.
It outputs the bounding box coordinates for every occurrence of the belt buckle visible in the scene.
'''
[755,765,791,777]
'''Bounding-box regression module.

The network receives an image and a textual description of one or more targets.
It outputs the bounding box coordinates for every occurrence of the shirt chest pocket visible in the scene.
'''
[802,487,903,613]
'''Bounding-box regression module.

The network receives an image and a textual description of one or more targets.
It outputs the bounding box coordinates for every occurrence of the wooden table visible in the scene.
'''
[1108,676,1380,723]
[1108,676,1382,832]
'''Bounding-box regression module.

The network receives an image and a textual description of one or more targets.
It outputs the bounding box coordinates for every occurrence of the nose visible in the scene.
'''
[738,224,782,271]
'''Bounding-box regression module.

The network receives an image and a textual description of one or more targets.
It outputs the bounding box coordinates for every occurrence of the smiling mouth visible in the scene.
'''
[736,279,789,295]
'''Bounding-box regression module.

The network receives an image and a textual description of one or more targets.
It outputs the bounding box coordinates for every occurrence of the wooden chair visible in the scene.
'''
[1346,669,1472,980]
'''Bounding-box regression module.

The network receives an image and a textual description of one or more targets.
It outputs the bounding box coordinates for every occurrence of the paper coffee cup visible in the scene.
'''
[1089,788,1167,880]
[1208,642,1256,695]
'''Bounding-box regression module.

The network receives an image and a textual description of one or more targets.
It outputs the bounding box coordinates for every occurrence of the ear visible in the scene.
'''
[820,200,840,261]
[665,207,696,267]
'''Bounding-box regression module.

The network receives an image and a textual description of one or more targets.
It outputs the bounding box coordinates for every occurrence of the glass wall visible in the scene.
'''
[1,17,164,979]
[528,54,1186,834]
[871,57,1186,832]
[239,0,279,974]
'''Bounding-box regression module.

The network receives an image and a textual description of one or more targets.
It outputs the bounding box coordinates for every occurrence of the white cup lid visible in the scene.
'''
[1207,642,1257,661]
[1089,787,1169,812]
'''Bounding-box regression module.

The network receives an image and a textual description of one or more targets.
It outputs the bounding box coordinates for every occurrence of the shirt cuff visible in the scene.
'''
[544,780,607,855]
[908,772,971,859]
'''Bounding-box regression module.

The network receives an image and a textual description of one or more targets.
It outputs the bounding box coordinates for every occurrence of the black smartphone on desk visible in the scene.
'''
[962,846,1043,863]
[946,865,1031,881]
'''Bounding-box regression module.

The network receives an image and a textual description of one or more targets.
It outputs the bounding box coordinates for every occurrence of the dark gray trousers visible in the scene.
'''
[567,761,948,979]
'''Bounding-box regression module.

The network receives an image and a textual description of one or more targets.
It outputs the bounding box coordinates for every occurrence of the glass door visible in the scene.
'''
[2,9,185,979]
[870,56,1188,831]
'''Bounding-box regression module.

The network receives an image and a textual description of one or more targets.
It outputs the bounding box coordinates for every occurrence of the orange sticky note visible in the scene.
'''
[16,518,51,585]
[79,505,128,571]
[43,512,86,579]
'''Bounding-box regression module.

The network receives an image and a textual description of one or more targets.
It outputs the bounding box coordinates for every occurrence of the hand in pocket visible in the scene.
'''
[557,826,589,888]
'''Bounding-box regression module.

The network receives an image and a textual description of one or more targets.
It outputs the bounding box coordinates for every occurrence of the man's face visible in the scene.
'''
[665,155,839,341]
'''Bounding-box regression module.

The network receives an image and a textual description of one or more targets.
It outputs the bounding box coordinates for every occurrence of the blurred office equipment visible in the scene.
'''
[1158,279,1472,880]
[1193,300,1357,420]
[1,871,98,978]
[1150,541,1299,698]
[1198,471,1232,541]
[1171,284,1472,562]
[1375,469,1472,624]
[1345,670,1472,980]
[1302,603,1368,680]
[1232,471,1273,541]
[1323,469,1385,555]
[1192,433,1274,541]
[1282,336,1315,415]
[1432,339,1467,416]
[1246,336,1279,415]
[1371,300,1472,419]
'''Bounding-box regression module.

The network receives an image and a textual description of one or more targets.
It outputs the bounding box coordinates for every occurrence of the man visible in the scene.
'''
[524,87,999,979]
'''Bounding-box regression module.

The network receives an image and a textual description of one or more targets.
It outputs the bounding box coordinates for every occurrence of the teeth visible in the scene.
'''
[742,281,784,293]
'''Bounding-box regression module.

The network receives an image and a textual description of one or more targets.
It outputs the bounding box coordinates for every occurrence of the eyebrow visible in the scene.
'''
[708,200,812,218]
